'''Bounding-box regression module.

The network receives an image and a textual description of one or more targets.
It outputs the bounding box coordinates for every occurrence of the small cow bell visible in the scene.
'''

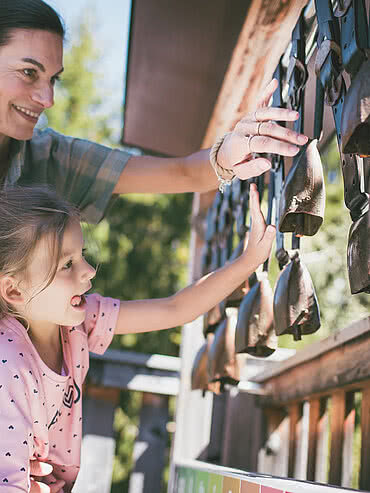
[191,333,220,394]
[235,272,277,357]
[341,59,370,156]
[347,210,370,294]
[279,139,325,236]
[273,250,320,341]
[207,317,240,392]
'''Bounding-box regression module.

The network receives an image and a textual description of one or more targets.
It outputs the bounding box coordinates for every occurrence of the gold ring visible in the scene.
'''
[254,110,259,122]
[257,122,263,135]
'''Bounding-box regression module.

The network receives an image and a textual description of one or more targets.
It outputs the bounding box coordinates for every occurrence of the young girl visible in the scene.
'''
[0,185,275,492]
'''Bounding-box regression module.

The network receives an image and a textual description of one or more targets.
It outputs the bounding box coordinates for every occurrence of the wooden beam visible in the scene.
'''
[251,318,370,406]
[202,0,309,147]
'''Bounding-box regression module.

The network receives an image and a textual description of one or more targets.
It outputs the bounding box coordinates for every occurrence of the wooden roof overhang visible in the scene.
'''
[122,0,338,280]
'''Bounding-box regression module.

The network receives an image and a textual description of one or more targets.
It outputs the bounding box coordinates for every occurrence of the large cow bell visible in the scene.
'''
[207,316,240,392]
[279,139,325,236]
[341,59,370,156]
[347,210,370,294]
[235,272,277,357]
[273,250,320,341]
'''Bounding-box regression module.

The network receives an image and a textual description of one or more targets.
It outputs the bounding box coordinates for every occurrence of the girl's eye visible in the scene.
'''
[63,260,73,270]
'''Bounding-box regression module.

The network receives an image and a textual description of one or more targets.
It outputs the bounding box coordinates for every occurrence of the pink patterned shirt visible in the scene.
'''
[0,294,120,492]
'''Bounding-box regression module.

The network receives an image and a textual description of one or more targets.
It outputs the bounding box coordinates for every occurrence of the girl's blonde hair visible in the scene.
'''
[0,185,80,320]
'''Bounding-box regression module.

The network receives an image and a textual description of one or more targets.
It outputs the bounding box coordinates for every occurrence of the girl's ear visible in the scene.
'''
[0,276,25,306]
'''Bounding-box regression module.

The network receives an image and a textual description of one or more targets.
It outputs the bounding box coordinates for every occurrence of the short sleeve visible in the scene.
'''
[82,294,120,354]
[21,128,132,224]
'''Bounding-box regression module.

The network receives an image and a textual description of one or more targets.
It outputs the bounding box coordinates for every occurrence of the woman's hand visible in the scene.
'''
[242,183,276,268]
[30,460,65,493]
[217,78,308,179]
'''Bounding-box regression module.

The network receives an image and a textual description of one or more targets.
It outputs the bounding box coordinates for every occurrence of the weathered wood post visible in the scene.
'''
[129,393,169,493]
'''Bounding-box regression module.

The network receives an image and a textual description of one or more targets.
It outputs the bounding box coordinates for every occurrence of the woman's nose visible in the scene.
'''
[31,83,54,109]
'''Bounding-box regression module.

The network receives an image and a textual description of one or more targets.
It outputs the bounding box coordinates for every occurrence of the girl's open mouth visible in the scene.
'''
[70,294,86,311]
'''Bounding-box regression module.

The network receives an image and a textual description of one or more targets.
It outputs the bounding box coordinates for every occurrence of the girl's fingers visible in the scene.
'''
[233,157,271,180]
[257,78,278,108]
[30,460,53,477]
[30,478,51,493]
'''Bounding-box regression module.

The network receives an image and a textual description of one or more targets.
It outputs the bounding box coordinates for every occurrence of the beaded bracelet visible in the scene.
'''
[209,132,236,192]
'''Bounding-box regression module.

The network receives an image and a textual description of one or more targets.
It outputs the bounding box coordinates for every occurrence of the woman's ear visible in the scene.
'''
[0,276,25,306]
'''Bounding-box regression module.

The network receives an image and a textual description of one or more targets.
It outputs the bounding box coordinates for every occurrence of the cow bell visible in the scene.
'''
[347,210,370,294]
[279,139,325,236]
[191,333,220,394]
[341,59,370,156]
[235,272,277,357]
[273,250,321,341]
[207,317,240,392]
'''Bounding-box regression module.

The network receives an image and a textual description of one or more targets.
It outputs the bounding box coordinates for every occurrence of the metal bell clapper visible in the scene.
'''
[279,139,326,237]
[235,271,277,357]
[341,58,370,156]
[273,250,321,341]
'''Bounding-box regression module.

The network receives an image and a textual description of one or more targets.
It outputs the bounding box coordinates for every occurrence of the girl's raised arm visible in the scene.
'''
[114,184,275,335]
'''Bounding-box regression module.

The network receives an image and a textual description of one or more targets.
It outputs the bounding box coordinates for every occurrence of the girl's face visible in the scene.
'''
[0,28,63,141]
[19,219,96,332]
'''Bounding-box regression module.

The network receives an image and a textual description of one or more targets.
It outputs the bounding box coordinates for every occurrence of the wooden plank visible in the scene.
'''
[128,393,169,493]
[306,398,320,481]
[251,323,370,406]
[328,391,346,485]
[74,391,120,493]
[288,404,301,478]
[202,0,308,147]
[359,386,370,491]
[253,317,370,384]
[221,389,263,471]
[341,392,355,488]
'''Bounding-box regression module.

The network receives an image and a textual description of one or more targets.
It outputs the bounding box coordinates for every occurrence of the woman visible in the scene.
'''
[0,0,307,225]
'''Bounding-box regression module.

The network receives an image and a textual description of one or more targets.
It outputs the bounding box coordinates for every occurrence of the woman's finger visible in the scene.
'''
[234,120,308,146]
[233,157,271,180]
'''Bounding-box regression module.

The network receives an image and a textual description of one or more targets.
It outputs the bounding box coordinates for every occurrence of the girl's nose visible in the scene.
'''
[82,259,96,282]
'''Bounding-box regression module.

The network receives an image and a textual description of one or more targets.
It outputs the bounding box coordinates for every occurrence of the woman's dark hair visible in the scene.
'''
[0,0,65,47]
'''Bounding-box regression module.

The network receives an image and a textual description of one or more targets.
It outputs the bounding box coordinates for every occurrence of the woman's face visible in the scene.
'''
[0,29,63,141]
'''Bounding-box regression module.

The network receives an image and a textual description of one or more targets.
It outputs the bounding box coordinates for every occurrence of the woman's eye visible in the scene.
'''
[51,75,61,86]
[23,68,36,79]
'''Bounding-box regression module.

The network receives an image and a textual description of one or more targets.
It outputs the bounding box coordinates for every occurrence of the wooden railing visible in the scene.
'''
[252,315,370,490]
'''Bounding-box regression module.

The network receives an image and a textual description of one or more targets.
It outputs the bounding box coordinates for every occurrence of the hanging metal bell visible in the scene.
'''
[279,139,326,236]
[347,210,370,294]
[235,272,277,357]
[273,250,321,341]
[207,317,240,392]
[191,333,220,394]
[341,59,370,156]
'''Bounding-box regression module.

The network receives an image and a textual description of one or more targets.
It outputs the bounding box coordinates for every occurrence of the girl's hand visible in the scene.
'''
[243,183,275,268]
[30,460,65,493]
[217,78,308,179]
